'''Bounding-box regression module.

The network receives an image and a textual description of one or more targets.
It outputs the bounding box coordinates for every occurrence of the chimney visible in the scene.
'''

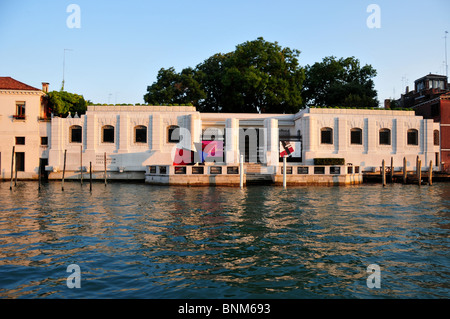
[42,82,49,93]
[406,86,409,94]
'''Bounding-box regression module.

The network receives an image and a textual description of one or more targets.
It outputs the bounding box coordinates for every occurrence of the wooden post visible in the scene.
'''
[417,159,422,186]
[403,157,407,184]
[14,153,18,187]
[10,146,15,190]
[62,150,67,191]
[390,157,394,183]
[429,160,433,186]
[80,145,83,186]
[104,152,107,187]
[382,159,386,187]
[416,156,419,177]
[38,160,42,191]
[90,161,93,192]
[239,155,244,189]
[283,155,287,189]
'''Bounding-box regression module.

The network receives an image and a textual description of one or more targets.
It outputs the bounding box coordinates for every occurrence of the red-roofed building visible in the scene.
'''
[0,77,41,91]
[0,77,50,179]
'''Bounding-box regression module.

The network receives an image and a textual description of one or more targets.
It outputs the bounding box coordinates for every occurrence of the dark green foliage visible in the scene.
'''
[46,91,88,117]
[303,56,378,108]
[144,37,305,113]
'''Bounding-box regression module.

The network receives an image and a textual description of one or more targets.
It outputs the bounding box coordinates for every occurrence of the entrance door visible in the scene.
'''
[239,128,264,163]
[40,158,48,180]
[15,152,25,172]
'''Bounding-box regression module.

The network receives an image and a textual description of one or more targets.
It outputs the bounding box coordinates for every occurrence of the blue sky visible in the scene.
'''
[1,0,449,106]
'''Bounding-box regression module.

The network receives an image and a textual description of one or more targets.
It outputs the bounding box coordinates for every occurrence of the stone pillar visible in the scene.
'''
[337,117,347,153]
[48,116,63,169]
[152,113,162,151]
[367,117,377,154]
[86,113,97,152]
[190,113,202,145]
[118,113,129,153]
[396,119,404,157]
[225,118,239,164]
[264,118,279,167]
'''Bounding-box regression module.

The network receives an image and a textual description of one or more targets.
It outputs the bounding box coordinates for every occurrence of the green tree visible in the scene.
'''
[219,38,304,113]
[303,56,378,108]
[144,37,305,113]
[144,67,205,106]
[46,91,88,116]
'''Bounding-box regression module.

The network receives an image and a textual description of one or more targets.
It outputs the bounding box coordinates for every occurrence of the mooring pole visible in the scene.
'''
[283,155,287,189]
[62,150,67,191]
[14,154,18,187]
[10,146,15,190]
[38,160,42,191]
[240,155,244,189]
[429,160,433,186]
[416,156,419,177]
[38,159,42,190]
[104,152,107,187]
[80,145,83,186]
[418,159,422,186]
[90,161,92,192]
[403,157,407,184]
[382,159,386,187]
[390,157,394,183]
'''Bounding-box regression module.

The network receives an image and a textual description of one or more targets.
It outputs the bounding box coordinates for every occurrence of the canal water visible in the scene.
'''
[0,181,448,299]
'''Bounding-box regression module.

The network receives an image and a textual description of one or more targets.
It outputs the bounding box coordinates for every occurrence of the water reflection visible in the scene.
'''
[0,181,449,298]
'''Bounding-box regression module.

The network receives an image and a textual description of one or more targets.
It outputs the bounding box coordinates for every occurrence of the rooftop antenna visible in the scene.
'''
[445,31,448,79]
[61,49,73,91]
[401,75,409,93]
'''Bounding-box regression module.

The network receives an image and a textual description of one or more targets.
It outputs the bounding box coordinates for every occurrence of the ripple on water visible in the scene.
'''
[0,182,449,298]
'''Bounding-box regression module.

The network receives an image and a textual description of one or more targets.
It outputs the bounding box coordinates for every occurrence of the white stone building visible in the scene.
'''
[0,77,440,185]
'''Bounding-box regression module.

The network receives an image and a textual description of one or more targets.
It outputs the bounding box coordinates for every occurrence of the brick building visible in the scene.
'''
[396,74,450,172]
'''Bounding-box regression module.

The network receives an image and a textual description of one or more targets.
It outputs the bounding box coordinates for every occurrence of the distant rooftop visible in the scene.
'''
[0,77,40,91]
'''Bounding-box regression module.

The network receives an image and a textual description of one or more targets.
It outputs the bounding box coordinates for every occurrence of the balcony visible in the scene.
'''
[12,114,26,121]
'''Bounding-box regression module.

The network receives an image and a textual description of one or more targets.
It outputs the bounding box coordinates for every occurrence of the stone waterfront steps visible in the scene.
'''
[244,163,274,183]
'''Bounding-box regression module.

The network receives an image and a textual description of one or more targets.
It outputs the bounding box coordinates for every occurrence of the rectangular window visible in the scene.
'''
[350,129,362,145]
[297,167,309,174]
[210,166,222,175]
[355,166,360,174]
[434,130,440,146]
[379,129,391,145]
[281,166,292,174]
[314,167,325,174]
[407,130,418,145]
[135,126,147,143]
[102,126,115,143]
[175,166,186,174]
[159,166,167,175]
[15,137,25,145]
[14,102,26,120]
[347,166,353,174]
[15,152,25,172]
[40,137,48,146]
[70,126,82,143]
[227,166,239,174]
[436,153,439,167]
[321,128,333,144]
[330,167,341,174]
[168,126,180,143]
[149,166,157,174]
[192,166,205,175]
